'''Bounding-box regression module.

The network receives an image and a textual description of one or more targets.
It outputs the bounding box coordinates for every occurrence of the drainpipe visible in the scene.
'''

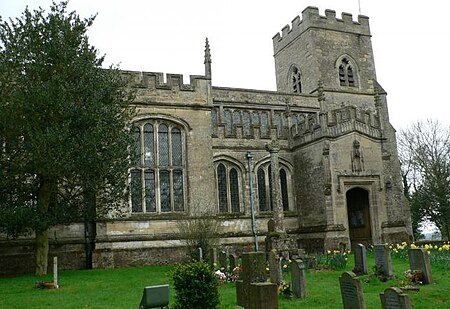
[246,151,259,251]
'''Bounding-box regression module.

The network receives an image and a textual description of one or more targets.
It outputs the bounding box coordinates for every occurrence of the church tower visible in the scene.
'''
[273,7,376,111]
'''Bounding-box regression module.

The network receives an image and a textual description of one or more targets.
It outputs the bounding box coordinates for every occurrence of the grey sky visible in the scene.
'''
[1,0,449,130]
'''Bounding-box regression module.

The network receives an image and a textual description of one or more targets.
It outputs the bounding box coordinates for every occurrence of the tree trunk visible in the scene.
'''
[35,229,49,276]
[84,188,97,269]
[35,178,54,276]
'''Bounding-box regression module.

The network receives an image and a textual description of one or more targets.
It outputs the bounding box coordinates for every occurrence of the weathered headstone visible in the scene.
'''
[339,271,366,309]
[219,250,227,270]
[374,244,394,279]
[354,243,368,275]
[209,248,218,267]
[53,256,59,289]
[249,282,279,309]
[229,254,238,271]
[198,247,203,261]
[267,219,276,233]
[380,287,412,309]
[408,248,433,284]
[291,259,307,298]
[268,249,283,285]
[236,252,270,308]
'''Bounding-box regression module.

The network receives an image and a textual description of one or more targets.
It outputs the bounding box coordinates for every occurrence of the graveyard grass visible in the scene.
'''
[1,253,449,308]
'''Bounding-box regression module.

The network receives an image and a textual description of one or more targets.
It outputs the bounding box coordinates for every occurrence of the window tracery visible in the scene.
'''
[131,119,185,213]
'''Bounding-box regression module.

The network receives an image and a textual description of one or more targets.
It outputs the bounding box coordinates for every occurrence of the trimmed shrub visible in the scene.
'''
[172,261,220,309]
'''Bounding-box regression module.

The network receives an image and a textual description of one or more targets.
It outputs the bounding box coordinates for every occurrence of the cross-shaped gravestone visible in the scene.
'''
[291,259,307,298]
[380,287,412,309]
[408,248,433,284]
[374,244,394,280]
[354,243,368,275]
[339,271,366,309]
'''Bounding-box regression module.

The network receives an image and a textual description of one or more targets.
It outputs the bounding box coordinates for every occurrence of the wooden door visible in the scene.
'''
[346,188,372,248]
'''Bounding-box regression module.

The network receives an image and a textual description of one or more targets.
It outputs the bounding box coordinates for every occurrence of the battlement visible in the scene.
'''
[291,105,381,147]
[273,6,370,54]
[121,70,209,92]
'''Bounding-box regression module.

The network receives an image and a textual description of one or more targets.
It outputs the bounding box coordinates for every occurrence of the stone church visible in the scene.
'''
[1,7,413,274]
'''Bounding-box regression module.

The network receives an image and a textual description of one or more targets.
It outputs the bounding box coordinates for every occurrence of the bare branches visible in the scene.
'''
[399,119,450,239]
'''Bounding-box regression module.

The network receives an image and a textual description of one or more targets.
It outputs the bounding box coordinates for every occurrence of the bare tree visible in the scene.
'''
[398,120,450,239]
[176,205,221,263]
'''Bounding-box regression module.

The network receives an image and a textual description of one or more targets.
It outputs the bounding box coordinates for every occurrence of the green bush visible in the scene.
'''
[172,261,220,309]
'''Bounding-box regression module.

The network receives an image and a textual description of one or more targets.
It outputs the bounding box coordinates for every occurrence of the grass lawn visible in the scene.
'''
[0,253,449,308]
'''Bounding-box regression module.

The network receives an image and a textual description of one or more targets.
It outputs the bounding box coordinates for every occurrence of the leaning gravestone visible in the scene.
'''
[236,252,278,309]
[408,248,433,284]
[380,287,412,309]
[353,243,368,275]
[339,271,366,309]
[268,249,283,285]
[291,259,307,298]
[374,244,394,280]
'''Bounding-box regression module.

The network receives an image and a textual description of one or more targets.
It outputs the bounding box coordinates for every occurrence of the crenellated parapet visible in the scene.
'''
[121,70,211,106]
[122,70,209,91]
[291,105,381,147]
[273,6,370,54]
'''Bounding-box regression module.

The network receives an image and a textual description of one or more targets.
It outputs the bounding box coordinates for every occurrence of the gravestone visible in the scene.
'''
[291,259,307,298]
[408,248,433,284]
[219,250,228,270]
[265,219,297,256]
[198,247,203,261]
[249,282,279,309]
[268,249,283,285]
[229,254,238,271]
[380,287,412,309]
[209,248,218,267]
[374,244,394,279]
[353,244,368,275]
[236,252,272,308]
[267,219,276,233]
[339,271,366,309]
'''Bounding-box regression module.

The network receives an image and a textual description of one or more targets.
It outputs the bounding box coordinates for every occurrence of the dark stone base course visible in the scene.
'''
[93,247,188,269]
[0,239,188,277]
[0,241,86,277]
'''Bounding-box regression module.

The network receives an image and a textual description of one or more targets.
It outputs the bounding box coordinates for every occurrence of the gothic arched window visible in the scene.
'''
[215,161,242,213]
[131,119,185,213]
[256,164,292,212]
[291,66,302,93]
[338,58,356,87]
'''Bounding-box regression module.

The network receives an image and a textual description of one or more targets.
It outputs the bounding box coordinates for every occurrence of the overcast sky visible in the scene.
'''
[1,0,449,130]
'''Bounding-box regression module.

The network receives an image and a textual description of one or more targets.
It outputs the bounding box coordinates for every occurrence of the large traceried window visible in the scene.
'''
[256,164,291,212]
[216,162,241,213]
[131,120,185,213]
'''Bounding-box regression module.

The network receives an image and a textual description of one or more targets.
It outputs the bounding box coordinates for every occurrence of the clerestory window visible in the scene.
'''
[339,58,355,87]
[130,120,185,213]
[216,162,241,213]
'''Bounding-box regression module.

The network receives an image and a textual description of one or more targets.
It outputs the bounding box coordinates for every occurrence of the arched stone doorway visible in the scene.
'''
[346,187,372,248]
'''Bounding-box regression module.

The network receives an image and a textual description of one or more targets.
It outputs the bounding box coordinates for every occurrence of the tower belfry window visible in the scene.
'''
[339,58,355,87]
[291,67,302,93]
